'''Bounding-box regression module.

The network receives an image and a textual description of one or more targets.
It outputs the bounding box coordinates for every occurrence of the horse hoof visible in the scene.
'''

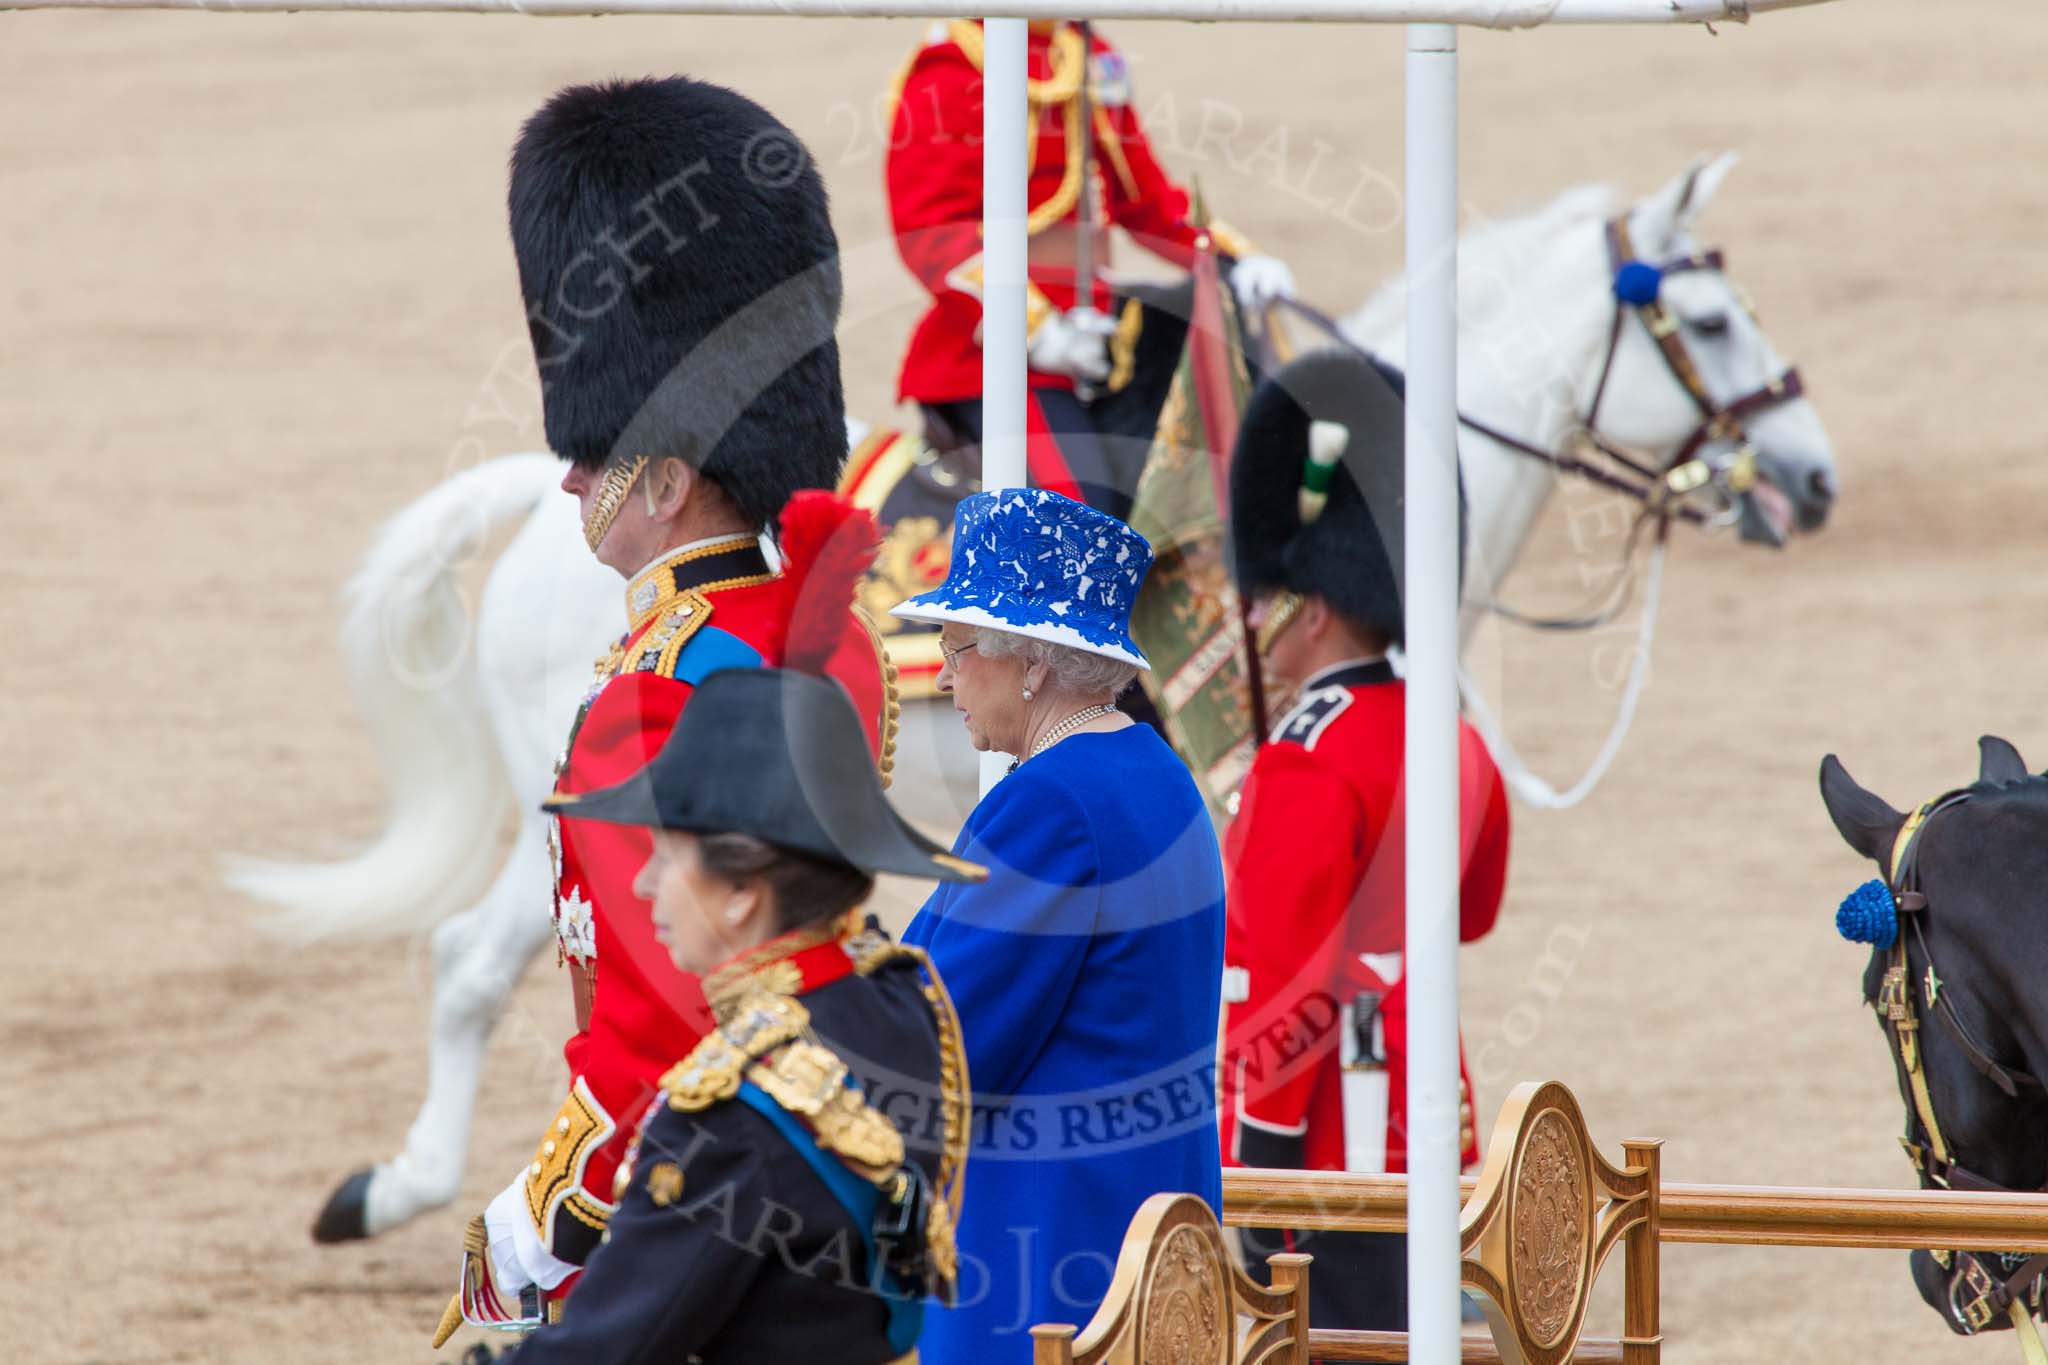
[311,1167,376,1243]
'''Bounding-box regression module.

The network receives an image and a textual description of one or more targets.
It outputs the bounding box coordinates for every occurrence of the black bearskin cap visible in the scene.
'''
[509,77,846,528]
[1229,348,1463,645]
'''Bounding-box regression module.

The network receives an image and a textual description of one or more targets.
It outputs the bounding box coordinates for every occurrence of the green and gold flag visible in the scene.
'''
[1127,249,1271,822]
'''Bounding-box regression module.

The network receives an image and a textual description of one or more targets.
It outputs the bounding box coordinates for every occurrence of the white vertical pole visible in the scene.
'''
[1403,21,1462,1365]
[980,15,1029,795]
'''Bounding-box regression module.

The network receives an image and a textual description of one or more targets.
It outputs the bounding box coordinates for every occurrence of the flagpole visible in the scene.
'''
[1403,20,1462,1365]
[979,15,1029,796]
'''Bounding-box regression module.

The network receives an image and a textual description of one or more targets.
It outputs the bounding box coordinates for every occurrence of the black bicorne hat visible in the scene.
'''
[544,668,984,885]
[509,77,847,527]
[1228,348,1464,645]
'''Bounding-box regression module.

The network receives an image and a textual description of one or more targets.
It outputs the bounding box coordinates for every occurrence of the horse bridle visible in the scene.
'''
[1577,214,1807,512]
[1878,792,2048,1352]
[1272,213,1804,536]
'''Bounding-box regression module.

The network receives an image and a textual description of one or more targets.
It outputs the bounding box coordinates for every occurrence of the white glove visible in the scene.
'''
[1026,306,1116,383]
[484,1174,579,1295]
[1230,254,1297,315]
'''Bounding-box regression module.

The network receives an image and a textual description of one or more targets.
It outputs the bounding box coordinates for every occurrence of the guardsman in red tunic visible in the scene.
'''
[884,18,1300,519]
[431,77,896,1342]
[1218,350,1511,1332]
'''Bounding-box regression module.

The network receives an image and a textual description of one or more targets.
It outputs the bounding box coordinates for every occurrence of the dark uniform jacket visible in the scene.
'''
[507,918,965,1365]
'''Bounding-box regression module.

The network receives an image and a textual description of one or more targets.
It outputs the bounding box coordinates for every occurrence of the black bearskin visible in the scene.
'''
[509,76,845,528]
[1229,348,1463,645]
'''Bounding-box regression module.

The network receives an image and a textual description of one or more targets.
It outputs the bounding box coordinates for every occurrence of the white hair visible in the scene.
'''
[974,627,1140,698]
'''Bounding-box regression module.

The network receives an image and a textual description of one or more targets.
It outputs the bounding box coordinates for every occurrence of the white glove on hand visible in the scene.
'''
[1230,255,1298,315]
[1026,306,1116,383]
[484,1174,579,1295]
[483,1177,541,1300]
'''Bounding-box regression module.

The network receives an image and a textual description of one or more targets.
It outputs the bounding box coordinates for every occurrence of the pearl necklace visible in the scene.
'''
[1009,704,1119,774]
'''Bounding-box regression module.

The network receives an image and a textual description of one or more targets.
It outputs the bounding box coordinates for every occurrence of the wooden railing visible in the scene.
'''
[1214,1078,2048,1363]
[1225,1170,2048,1251]
[1037,1080,2048,1363]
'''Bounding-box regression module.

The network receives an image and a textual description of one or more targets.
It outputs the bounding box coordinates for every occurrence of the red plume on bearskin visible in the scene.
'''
[778,490,881,676]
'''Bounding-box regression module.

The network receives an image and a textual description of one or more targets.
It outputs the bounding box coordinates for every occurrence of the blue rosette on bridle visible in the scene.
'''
[1613,260,1664,306]
[1837,878,1899,949]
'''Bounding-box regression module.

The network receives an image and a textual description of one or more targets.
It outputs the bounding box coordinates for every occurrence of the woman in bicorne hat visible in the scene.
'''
[888,488,1227,1358]
[450,667,982,1365]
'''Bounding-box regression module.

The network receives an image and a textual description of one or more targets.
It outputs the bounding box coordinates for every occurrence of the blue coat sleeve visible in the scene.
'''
[904,766,1099,1097]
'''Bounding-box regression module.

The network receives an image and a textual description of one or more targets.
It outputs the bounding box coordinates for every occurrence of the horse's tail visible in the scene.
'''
[227,453,563,942]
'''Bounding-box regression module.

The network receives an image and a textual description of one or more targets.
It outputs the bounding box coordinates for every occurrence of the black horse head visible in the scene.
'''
[1820,738,2048,1334]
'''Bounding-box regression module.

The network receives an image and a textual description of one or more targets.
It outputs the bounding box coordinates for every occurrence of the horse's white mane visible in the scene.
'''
[1344,182,1620,346]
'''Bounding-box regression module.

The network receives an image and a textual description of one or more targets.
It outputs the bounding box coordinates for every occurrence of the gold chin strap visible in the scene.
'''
[583,455,650,552]
[1254,591,1304,658]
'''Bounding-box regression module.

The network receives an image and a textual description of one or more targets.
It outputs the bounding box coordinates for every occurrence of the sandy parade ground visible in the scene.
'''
[7,1,2048,1359]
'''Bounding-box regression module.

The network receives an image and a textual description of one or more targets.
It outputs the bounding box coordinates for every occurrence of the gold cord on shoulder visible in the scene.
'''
[948,20,1088,238]
[1093,107,1139,201]
[854,605,902,788]
[1106,297,1143,394]
[948,19,1084,104]
[902,944,971,1228]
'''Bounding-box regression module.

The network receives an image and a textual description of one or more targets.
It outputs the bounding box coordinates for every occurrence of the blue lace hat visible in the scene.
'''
[889,488,1153,669]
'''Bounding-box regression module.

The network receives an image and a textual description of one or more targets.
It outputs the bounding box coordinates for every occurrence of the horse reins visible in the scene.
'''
[1272,212,1805,631]
[1879,793,2048,1353]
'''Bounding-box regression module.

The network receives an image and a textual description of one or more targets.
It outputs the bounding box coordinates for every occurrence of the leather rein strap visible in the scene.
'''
[1588,216,1807,509]
[1275,212,1806,536]
[1273,294,1711,528]
[1880,793,2048,1347]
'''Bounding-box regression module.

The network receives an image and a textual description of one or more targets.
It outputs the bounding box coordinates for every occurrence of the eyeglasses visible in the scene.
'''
[940,639,979,669]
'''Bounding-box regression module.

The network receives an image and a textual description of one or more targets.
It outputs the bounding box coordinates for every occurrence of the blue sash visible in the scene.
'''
[670,626,765,686]
[734,1080,925,1356]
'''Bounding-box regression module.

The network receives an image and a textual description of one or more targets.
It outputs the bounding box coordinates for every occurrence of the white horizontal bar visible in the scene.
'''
[0,0,1837,24]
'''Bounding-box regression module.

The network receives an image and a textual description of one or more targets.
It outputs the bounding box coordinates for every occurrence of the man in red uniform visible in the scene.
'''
[885,19,1299,519]
[433,77,893,1340]
[1219,350,1511,1333]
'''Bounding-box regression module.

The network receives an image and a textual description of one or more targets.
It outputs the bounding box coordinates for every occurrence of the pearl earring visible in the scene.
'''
[1021,688,1035,701]
[725,905,747,926]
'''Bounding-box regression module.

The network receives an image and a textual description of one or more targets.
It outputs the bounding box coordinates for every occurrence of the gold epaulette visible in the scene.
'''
[630,590,715,679]
[662,978,904,1177]
[663,988,810,1112]
[657,945,969,1300]
[747,1040,907,1181]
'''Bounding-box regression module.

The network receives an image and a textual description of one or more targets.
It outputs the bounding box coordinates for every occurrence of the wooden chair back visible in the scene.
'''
[1030,1192,1312,1365]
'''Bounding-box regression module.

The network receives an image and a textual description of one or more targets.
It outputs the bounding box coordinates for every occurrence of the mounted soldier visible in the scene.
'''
[428,75,895,1339]
[869,18,1299,706]
[884,18,1299,520]
[1218,349,1512,1331]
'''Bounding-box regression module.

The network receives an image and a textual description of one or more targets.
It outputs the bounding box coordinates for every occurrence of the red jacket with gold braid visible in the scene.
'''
[1219,659,1510,1178]
[522,520,892,1280]
[886,19,1225,405]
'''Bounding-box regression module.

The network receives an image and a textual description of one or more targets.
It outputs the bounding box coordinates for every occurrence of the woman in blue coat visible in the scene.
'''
[892,488,1226,1356]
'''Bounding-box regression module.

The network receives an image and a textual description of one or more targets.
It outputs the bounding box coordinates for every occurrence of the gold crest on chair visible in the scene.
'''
[1068,1081,1662,1365]
[1031,1194,1311,1365]
[1459,1081,1660,1365]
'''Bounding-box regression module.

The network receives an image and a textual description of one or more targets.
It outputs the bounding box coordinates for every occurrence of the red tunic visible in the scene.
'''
[1219,659,1511,1177]
[519,534,888,1278]
[885,19,1206,405]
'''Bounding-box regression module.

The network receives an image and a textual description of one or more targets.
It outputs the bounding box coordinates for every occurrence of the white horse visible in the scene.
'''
[232,153,1837,1243]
